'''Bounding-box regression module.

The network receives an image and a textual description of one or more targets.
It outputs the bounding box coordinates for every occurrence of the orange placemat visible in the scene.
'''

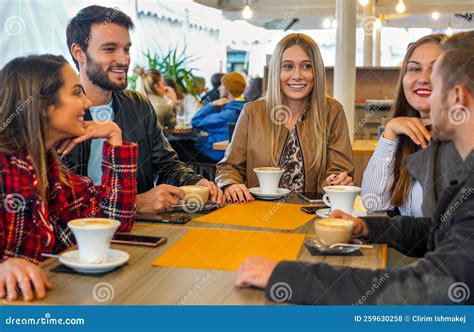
[193,201,314,231]
[152,228,305,270]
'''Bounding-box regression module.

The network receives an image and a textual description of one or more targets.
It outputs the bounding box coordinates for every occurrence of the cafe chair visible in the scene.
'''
[227,122,236,142]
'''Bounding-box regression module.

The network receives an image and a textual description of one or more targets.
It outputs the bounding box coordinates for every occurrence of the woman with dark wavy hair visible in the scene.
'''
[0,55,138,301]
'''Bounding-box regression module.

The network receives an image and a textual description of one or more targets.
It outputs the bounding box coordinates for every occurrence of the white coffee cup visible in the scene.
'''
[180,185,209,206]
[322,185,361,214]
[253,167,285,194]
[68,218,120,264]
[314,218,354,246]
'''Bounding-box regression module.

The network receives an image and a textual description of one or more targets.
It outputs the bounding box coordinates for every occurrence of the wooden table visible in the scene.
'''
[35,224,386,305]
[213,140,229,151]
[32,197,387,305]
[352,139,378,156]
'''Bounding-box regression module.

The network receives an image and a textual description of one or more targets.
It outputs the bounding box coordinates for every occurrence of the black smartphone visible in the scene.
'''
[112,233,167,247]
[300,206,325,214]
[136,214,191,224]
[297,192,324,204]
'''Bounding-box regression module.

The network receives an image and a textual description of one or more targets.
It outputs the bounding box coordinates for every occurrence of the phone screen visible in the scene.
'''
[112,234,167,247]
[301,206,321,214]
[298,192,324,203]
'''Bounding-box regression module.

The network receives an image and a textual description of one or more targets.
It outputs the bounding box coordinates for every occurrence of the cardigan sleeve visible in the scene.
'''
[215,107,249,188]
[361,136,398,212]
[66,141,138,232]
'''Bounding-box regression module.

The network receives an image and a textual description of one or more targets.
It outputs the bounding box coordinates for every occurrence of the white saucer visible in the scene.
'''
[316,208,367,219]
[59,249,129,274]
[248,187,291,200]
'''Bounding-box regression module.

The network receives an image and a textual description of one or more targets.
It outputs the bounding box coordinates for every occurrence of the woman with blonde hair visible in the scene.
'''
[361,34,449,217]
[136,67,176,129]
[216,33,354,203]
[0,55,137,301]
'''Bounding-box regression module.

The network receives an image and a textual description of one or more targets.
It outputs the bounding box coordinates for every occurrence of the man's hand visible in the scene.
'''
[195,179,224,206]
[328,209,369,238]
[235,256,278,289]
[0,258,53,302]
[136,184,184,213]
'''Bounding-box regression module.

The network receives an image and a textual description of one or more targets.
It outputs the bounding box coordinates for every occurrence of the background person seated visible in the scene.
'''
[201,72,224,105]
[136,67,176,130]
[192,72,247,162]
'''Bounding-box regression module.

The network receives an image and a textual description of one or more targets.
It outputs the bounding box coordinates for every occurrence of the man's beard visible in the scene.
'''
[85,52,128,91]
[431,102,451,141]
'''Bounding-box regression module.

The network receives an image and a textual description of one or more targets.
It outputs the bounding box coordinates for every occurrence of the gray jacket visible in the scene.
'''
[405,140,463,217]
[266,151,474,304]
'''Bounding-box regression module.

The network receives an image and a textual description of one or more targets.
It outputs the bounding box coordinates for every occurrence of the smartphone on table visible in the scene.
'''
[112,233,167,247]
[300,206,326,214]
[297,192,324,204]
[136,214,191,224]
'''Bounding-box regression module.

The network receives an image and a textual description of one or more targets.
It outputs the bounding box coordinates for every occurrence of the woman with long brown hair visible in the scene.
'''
[361,34,447,216]
[136,67,176,129]
[216,33,354,202]
[0,55,138,301]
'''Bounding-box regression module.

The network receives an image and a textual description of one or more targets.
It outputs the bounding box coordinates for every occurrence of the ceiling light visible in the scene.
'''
[446,16,453,36]
[374,18,382,30]
[242,4,252,19]
[446,26,453,36]
[396,0,406,14]
[431,11,440,20]
[359,0,369,6]
[323,18,331,29]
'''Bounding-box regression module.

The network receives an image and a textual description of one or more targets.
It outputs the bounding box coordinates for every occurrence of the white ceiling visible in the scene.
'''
[194,0,474,30]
